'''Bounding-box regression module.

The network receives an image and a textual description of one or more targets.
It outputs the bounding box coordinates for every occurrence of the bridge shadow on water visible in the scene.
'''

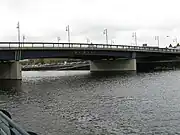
[0,79,22,95]
[0,68,178,95]
[0,71,137,94]
[89,71,136,78]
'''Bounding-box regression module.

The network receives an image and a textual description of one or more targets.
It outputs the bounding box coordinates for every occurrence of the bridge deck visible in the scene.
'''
[0,42,179,60]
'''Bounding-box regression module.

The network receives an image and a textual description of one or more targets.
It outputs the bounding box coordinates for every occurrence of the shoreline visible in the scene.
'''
[22,64,90,71]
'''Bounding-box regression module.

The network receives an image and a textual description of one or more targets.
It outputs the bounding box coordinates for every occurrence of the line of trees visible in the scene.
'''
[169,43,180,48]
[21,58,83,65]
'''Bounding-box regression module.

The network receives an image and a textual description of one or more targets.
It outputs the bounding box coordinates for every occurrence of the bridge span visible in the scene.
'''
[0,41,180,90]
[0,42,180,61]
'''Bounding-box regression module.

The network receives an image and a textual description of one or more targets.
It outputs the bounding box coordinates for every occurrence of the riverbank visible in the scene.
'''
[22,63,179,72]
[22,62,90,71]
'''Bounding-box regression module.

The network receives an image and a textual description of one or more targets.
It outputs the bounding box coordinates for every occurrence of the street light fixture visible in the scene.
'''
[16,22,21,48]
[57,37,61,47]
[66,25,70,47]
[86,38,90,44]
[22,35,25,47]
[173,37,178,45]
[111,39,114,45]
[155,36,160,47]
[166,36,171,47]
[132,32,137,46]
[103,29,108,44]
[166,36,178,46]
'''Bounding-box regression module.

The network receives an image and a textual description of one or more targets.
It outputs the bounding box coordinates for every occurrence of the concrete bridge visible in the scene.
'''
[0,42,180,84]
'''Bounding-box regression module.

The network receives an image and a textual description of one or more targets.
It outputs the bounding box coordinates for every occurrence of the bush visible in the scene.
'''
[169,44,172,47]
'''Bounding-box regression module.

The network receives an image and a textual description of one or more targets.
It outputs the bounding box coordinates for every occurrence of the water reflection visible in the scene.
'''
[0,79,22,94]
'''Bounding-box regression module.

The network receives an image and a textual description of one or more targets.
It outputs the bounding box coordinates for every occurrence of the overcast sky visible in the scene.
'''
[0,0,180,47]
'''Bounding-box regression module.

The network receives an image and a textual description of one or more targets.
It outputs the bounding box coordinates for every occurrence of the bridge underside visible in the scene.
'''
[0,49,136,60]
[1,48,180,61]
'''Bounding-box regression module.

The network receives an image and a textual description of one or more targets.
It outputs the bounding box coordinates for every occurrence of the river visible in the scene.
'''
[1,70,180,134]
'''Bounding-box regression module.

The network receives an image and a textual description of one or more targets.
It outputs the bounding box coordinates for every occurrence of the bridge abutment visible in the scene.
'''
[0,61,22,91]
[90,59,136,72]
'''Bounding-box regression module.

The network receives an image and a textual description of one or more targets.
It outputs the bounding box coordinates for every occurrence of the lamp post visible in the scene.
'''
[111,39,114,45]
[166,36,178,47]
[16,22,21,48]
[155,36,160,47]
[132,32,137,46]
[173,37,178,45]
[66,25,70,47]
[57,37,61,47]
[87,38,90,44]
[22,35,25,47]
[166,36,171,47]
[103,29,108,44]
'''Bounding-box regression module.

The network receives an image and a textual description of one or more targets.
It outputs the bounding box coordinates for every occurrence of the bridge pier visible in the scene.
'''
[0,61,22,91]
[90,59,136,72]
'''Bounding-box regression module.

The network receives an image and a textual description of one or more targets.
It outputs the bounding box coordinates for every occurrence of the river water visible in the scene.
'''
[1,70,180,135]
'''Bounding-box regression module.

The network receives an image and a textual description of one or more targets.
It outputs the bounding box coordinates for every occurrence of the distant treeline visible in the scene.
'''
[21,58,83,65]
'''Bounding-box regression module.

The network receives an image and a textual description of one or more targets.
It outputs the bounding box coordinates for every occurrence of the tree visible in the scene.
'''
[39,59,45,64]
[169,44,172,48]
[28,59,34,65]
[177,43,180,46]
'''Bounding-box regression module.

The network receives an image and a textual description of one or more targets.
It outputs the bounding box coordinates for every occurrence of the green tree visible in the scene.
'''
[39,59,45,64]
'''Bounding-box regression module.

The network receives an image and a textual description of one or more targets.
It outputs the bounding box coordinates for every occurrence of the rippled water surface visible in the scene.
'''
[1,70,180,135]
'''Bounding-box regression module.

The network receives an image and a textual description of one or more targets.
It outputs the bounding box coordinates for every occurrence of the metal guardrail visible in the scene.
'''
[0,42,179,53]
[0,111,30,135]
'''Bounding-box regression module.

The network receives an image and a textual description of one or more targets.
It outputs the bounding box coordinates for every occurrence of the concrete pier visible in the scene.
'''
[90,59,136,72]
[0,61,22,91]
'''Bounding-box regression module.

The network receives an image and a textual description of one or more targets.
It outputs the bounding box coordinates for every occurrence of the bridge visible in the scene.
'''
[0,41,180,85]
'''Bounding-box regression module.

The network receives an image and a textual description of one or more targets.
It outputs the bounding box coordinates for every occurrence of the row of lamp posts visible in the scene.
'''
[16,22,178,48]
[16,22,137,47]
[155,36,178,48]
[57,26,114,45]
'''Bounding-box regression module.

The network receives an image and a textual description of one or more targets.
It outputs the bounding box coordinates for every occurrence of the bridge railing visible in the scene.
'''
[0,111,30,135]
[0,42,180,53]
